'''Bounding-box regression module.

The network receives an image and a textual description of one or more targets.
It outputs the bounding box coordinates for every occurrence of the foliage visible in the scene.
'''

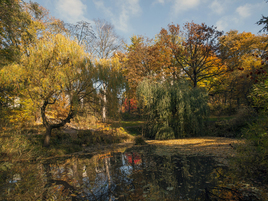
[212,31,268,112]
[210,106,256,138]
[249,77,268,111]
[122,98,138,113]
[134,136,147,145]
[119,35,165,97]
[137,79,209,139]
[94,57,127,122]
[0,0,35,67]
[257,14,268,33]
[1,33,99,147]
[159,22,224,88]
[233,112,268,183]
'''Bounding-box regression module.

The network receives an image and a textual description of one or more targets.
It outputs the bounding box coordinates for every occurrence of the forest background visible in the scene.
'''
[0,0,268,196]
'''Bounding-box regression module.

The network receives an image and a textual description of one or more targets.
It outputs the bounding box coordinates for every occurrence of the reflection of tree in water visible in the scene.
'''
[201,166,265,200]
[4,146,264,200]
[132,152,220,200]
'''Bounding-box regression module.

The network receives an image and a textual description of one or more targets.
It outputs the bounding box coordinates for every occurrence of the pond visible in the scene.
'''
[0,145,257,200]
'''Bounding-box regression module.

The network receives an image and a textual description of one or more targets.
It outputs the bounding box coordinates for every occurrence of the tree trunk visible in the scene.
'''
[102,83,106,123]
[43,126,52,147]
[41,98,75,148]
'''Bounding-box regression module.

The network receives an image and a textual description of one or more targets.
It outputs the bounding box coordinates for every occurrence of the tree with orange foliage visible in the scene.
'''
[119,35,173,98]
[159,22,224,88]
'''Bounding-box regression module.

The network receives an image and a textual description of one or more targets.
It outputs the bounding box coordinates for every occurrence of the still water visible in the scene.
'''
[1,145,233,200]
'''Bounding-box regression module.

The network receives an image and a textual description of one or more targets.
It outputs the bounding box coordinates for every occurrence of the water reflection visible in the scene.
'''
[1,146,237,200]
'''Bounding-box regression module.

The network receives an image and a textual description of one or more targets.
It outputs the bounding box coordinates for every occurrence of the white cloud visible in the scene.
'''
[173,0,200,15]
[215,19,228,31]
[153,0,166,5]
[209,0,224,15]
[128,0,142,15]
[93,0,142,33]
[56,0,90,23]
[236,4,252,18]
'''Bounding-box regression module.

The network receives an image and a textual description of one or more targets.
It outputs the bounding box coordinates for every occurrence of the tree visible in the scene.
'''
[215,31,268,111]
[4,33,98,147]
[257,0,268,33]
[119,35,172,98]
[90,19,124,59]
[90,19,125,122]
[159,22,224,87]
[65,21,95,46]
[137,79,209,139]
[0,0,35,67]
[94,56,127,122]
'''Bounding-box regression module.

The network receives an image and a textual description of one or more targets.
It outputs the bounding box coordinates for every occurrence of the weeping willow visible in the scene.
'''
[137,79,209,139]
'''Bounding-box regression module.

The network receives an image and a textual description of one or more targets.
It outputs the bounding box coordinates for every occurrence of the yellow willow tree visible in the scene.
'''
[11,33,97,147]
[94,56,127,122]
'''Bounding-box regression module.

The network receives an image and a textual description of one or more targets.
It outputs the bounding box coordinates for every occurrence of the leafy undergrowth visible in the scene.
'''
[0,120,135,163]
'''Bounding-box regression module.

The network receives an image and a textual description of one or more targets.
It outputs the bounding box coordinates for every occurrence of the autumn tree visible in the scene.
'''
[90,19,125,122]
[0,0,36,67]
[159,22,224,88]
[0,0,45,113]
[119,35,172,98]
[4,33,98,147]
[95,57,127,122]
[215,31,268,111]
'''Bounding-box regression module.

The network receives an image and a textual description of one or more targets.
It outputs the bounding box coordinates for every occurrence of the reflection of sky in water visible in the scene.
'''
[120,153,133,175]
[4,147,233,200]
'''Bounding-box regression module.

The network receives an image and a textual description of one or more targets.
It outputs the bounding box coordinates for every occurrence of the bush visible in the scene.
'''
[234,112,268,183]
[212,106,257,138]
[155,126,175,140]
[134,136,147,145]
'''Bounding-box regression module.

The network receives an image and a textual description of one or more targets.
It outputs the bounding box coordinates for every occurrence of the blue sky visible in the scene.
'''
[27,0,268,43]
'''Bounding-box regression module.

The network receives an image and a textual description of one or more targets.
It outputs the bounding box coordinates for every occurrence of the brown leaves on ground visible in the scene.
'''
[146,137,243,164]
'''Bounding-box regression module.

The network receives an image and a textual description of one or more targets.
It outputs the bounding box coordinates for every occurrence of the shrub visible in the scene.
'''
[213,106,256,138]
[234,112,268,183]
[155,126,175,140]
[134,136,147,145]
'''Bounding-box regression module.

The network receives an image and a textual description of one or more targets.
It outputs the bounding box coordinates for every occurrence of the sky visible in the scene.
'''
[26,0,268,44]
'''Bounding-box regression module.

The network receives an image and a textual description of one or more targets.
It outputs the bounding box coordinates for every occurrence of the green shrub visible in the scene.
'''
[155,126,175,140]
[234,112,268,183]
[212,106,256,138]
[134,136,147,145]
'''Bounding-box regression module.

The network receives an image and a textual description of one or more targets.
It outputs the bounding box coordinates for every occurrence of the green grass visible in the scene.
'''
[208,115,235,122]
[108,120,144,128]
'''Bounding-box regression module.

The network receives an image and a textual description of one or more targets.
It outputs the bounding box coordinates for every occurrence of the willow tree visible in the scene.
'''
[137,79,209,139]
[7,33,98,147]
[94,56,127,122]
